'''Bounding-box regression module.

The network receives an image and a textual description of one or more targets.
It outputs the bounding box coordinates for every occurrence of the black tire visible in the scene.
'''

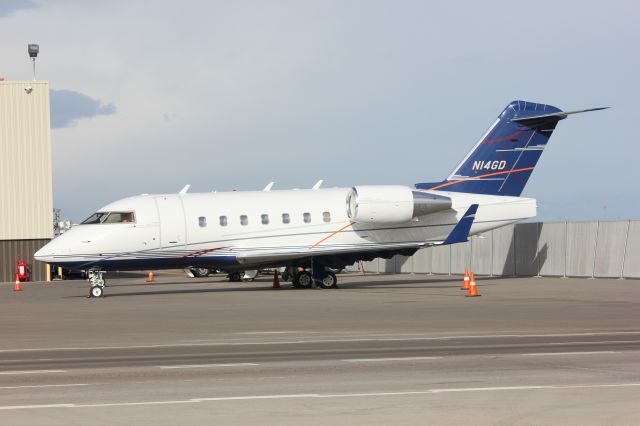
[294,271,313,289]
[229,272,242,282]
[90,286,103,298]
[317,271,338,289]
[192,268,210,278]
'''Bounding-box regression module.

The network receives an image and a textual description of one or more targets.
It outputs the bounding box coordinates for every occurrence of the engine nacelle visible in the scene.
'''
[346,186,451,225]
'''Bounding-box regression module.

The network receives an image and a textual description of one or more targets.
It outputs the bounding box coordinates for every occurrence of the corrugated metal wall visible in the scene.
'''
[0,239,49,282]
[348,220,640,279]
[0,81,53,240]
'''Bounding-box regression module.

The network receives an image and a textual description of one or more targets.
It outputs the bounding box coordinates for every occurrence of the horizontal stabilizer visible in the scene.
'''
[442,204,478,245]
[510,107,609,123]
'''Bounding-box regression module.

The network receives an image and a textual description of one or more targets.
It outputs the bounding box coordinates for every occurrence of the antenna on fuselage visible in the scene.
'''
[263,182,275,191]
[312,180,323,190]
[179,184,190,194]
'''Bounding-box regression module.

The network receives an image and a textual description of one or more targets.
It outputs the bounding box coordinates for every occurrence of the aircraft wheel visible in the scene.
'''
[192,268,210,277]
[294,271,313,289]
[318,271,338,289]
[90,286,103,298]
[229,272,242,282]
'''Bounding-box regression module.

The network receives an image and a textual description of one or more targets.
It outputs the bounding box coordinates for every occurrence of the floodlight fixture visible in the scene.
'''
[28,43,39,80]
[28,44,39,58]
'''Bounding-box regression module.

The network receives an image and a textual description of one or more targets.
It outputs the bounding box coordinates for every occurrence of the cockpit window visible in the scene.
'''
[81,211,136,224]
[81,212,108,224]
[103,212,136,223]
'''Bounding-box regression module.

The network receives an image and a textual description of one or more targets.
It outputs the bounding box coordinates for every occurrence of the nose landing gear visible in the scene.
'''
[88,269,106,298]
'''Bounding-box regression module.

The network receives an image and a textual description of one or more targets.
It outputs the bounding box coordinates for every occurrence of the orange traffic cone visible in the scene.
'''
[466,272,480,297]
[147,272,155,283]
[272,270,280,289]
[14,274,22,292]
[461,267,470,290]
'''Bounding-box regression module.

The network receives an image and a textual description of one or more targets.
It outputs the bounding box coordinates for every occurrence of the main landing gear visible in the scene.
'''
[289,267,338,289]
[88,269,105,298]
[317,271,338,289]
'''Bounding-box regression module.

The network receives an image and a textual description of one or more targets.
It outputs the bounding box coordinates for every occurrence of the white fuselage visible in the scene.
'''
[34,188,536,271]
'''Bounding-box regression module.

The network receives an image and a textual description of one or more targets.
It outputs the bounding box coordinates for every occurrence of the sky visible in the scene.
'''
[0,0,638,223]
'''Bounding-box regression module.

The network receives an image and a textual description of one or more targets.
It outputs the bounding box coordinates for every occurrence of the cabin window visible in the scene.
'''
[219,216,228,226]
[323,212,331,223]
[303,212,311,223]
[261,214,269,225]
[240,215,248,226]
[198,216,207,227]
[282,213,290,224]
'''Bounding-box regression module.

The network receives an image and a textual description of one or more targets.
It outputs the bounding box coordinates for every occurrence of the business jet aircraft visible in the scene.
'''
[35,100,605,297]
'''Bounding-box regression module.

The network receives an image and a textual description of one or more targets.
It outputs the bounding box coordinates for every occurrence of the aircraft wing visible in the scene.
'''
[234,206,479,267]
[234,241,424,266]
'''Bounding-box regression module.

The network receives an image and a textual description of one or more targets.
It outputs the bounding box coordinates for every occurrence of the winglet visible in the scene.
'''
[442,204,479,245]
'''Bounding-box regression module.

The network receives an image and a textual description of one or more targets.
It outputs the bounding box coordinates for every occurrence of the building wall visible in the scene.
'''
[0,81,53,282]
[0,81,53,240]
[0,239,49,282]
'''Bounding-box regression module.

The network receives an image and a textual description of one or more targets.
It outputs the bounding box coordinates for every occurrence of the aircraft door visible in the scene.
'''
[155,195,187,250]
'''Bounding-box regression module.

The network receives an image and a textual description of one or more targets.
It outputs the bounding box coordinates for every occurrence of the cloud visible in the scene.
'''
[50,89,116,128]
[0,0,37,18]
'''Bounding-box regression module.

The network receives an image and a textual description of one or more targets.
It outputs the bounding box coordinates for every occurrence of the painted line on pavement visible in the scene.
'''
[158,363,259,369]
[0,383,89,390]
[522,351,618,356]
[1,383,640,410]
[0,370,66,375]
[343,356,442,362]
[1,331,640,353]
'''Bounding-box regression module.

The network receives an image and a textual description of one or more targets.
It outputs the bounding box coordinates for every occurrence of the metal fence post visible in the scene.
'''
[590,221,600,279]
[513,224,518,277]
[490,229,494,277]
[563,221,568,278]
[536,222,542,277]
[620,220,631,279]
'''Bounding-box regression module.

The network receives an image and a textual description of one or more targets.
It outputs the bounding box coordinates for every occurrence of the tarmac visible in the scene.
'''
[1,271,639,425]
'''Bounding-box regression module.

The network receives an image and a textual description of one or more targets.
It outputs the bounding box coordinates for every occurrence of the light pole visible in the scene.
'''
[28,43,39,80]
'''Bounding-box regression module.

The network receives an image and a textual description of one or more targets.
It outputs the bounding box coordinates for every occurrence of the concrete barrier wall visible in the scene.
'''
[413,248,431,274]
[566,221,598,277]
[431,245,451,275]
[537,222,565,277]
[515,223,539,276]
[594,221,628,278]
[375,220,640,279]
[471,232,492,275]
[623,221,640,278]
[492,224,515,276]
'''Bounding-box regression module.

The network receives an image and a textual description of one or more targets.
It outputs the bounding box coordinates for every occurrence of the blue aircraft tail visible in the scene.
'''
[415,100,606,196]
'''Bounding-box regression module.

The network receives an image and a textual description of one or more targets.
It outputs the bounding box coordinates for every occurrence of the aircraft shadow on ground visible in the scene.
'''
[67,276,500,298]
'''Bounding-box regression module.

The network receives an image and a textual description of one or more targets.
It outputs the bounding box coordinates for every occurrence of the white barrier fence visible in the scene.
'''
[352,220,640,279]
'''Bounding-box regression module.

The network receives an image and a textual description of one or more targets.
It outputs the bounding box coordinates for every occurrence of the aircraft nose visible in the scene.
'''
[34,237,64,262]
[34,244,52,262]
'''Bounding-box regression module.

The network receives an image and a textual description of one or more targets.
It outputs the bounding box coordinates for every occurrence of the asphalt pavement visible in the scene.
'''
[1,272,639,425]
